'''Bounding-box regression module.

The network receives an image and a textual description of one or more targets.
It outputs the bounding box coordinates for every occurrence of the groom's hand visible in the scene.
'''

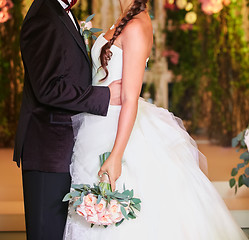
[108,80,122,105]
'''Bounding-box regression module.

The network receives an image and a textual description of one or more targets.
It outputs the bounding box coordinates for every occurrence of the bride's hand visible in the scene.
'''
[98,155,122,191]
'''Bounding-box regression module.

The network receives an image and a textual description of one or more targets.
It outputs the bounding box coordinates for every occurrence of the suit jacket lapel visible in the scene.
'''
[46,0,91,66]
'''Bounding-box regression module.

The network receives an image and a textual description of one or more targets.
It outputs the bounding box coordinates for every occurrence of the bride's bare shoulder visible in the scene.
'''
[121,14,153,45]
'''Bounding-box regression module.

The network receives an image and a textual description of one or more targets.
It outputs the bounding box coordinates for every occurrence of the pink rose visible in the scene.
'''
[98,212,113,225]
[84,194,97,207]
[87,214,99,225]
[95,198,107,213]
[76,203,87,218]
[107,200,125,223]
[84,206,97,216]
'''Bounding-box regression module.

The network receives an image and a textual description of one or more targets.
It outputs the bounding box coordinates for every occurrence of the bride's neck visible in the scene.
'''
[119,0,134,14]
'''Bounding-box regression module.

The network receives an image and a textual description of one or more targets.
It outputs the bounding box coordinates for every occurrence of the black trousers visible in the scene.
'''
[22,170,71,240]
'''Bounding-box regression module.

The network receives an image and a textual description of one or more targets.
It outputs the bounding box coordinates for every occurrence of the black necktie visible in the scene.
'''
[61,0,77,12]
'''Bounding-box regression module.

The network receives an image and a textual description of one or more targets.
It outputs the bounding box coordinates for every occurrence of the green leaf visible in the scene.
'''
[97,195,102,204]
[238,175,244,187]
[131,198,141,204]
[62,193,72,202]
[71,191,81,198]
[92,35,97,40]
[128,212,136,219]
[85,14,95,23]
[103,225,108,228]
[90,28,103,33]
[231,168,238,176]
[240,151,249,161]
[115,218,124,227]
[80,192,85,201]
[122,190,131,196]
[229,178,236,188]
[245,167,249,176]
[235,185,238,194]
[130,189,134,198]
[237,131,244,141]
[232,137,239,147]
[237,163,245,169]
[243,177,249,187]
[91,223,94,228]
[73,198,83,206]
[133,203,141,211]
[121,206,129,220]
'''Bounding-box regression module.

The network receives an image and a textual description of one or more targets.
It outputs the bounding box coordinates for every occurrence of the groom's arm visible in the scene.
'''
[20,16,110,116]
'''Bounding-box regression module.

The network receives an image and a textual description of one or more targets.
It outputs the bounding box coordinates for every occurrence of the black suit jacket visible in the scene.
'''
[13,0,110,172]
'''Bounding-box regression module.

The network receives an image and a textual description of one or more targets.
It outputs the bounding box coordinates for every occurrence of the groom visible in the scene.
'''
[13,0,121,239]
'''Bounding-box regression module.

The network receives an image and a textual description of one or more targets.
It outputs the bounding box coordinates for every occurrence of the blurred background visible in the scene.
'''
[0,0,249,238]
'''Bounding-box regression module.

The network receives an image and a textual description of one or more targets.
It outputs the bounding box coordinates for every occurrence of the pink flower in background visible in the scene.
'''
[0,0,13,23]
[0,7,11,23]
[162,50,180,65]
[199,0,231,15]
[180,23,193,31]
[223,0,231,6]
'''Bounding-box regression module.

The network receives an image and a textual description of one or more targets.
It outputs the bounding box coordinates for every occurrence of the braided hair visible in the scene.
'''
[99,0,148,81]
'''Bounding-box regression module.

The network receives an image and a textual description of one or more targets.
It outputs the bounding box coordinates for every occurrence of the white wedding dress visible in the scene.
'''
[63,33,247,240]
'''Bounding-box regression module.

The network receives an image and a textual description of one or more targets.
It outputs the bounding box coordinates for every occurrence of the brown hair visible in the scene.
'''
[99,0,148,81]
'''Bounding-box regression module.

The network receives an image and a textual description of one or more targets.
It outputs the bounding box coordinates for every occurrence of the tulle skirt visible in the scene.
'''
[63,99,247,240]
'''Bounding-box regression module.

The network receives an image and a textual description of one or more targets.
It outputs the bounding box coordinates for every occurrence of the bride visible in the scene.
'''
[63,0,248,239]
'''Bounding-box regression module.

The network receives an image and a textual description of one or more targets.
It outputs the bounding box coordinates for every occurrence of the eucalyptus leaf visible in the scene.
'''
[133,203,141,211]
[91,223,94,228]
[80,192,85,201]
[128,212,136,219]
[231,168,238,176]
[71,191,81,198]
[85,14,95,23]
[73,198,83,206]
[229,178,236,188]
[237,131,244,141]
[90,28,103,33]
[62,193,72,202]
[237,163,245,169]
[245,167,249,176]
[97,195,102,204]
[238,175,244,187]
[243,176,249,187]
[92,35,97,40]
[121,206,129,220]
[115,218,124,227]
[232,137,239,148]
[240,151,249,161]
[131,198,141,204]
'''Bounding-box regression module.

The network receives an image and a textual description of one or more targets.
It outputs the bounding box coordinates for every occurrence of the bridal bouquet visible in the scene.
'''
[63,152,141,227]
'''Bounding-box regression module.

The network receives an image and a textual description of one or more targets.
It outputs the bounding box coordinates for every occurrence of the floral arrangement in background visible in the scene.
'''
[230,128,249,193]
[199,0,231,15]
[63,152,141,227]
[0,0,13,23]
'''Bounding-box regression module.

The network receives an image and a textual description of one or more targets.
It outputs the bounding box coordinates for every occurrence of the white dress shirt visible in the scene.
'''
[57,0,78,30]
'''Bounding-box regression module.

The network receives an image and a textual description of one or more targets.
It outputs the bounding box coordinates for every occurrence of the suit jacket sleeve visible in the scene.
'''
[20,16,110,116]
